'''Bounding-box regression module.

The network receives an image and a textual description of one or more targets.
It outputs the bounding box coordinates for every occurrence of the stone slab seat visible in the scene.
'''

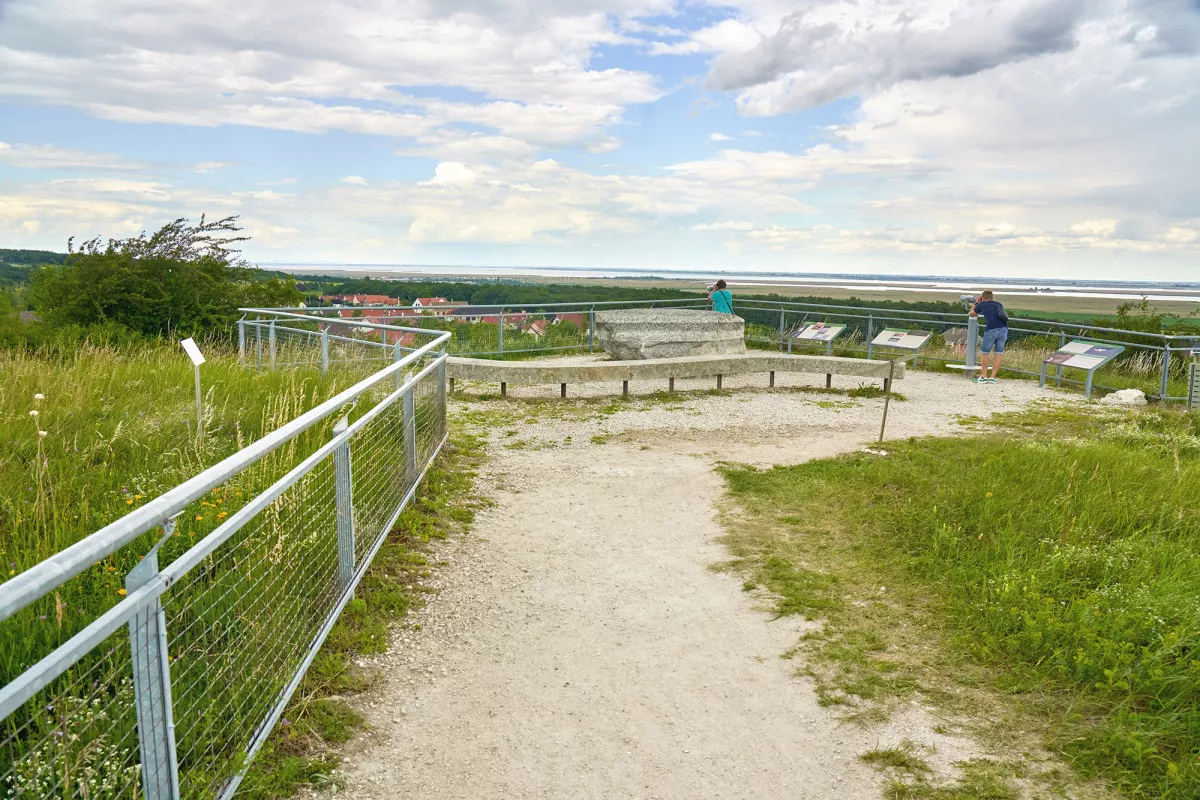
[446,352,905,389]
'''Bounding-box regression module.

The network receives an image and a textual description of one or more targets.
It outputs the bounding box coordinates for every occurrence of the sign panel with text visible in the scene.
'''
[871,328,932,351]
[793,323,846,343]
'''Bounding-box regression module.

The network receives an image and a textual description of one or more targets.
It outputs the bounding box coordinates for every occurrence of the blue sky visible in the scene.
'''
[1,0,1198,279]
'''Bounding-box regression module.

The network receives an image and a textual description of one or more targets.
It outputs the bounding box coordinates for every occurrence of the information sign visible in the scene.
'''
[871,328,931,350]
[1039,340,1124,399]
[793,322,846,342]
[180,337,206,366]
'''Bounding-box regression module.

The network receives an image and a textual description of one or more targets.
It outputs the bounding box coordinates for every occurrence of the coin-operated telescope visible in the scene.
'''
[961,294,980,375]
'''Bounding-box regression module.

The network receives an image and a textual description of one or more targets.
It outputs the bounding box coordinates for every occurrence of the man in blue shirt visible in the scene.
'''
[708,279,734,314]
[970,290,1008,383]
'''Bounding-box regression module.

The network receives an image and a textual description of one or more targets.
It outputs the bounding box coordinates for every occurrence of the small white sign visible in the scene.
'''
[871,328,932,350]
[180,338,206,366]
[794,323,846,342]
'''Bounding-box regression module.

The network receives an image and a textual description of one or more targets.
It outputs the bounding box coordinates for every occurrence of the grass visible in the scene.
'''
[719,405,1200,798]
[0,338,464,798]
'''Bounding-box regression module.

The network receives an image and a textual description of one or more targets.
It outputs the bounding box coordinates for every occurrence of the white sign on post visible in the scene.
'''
[180,338,206,366]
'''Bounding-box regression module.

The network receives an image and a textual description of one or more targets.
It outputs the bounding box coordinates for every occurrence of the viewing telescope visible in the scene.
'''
[959,293,978,310]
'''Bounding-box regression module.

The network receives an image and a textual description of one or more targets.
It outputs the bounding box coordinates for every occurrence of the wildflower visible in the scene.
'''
[195,515,203,521]
[986,492,993,498]
[38,431,47,438]
[39,615,46,621]
[117,588,127,596]
[28,410,38,417]
[134,494,143,500]
[34,393,44,400]
[126,499,134,506]
[217,512,227,520]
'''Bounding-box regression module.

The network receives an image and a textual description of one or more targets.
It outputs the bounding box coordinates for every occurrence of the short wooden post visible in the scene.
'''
[716,374,723,389]
[560,383,567,398]
[826,374,832,389]
[668,377,675,392]
[500,382,507,397]
[622,380,629,397]
[449,378,455,395]
[769,371,775,388]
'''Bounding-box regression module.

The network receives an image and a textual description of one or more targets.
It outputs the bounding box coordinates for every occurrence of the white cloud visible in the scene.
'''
[708,133,734,142]
[0,141,148,171]
[0,0,667,155]
[341,175,368,186]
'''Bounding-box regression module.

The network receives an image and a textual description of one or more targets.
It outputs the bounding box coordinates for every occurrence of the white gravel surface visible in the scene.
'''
[320,369,1078,799]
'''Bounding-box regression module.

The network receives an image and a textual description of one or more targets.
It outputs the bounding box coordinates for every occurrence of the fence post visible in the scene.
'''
[588,307,596,352]
[393,342,404,390]
[866,314,874,359]
[1056,331,1065,386]
[268,321,277,370]
[255,318,263,370]
[320,329,330,374]
[965,315,979,378]
[333,417,355,592]
[126,528,181,800]
[436,353,447,440]
[498,310,504,354]
[238,318,246,365]
[778,309,785,352]
[1160,342,1172,400]
[403,385,417,485]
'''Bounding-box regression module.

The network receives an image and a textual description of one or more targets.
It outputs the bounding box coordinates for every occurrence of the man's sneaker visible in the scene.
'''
[986,377,998,383]
[974,377,988,384]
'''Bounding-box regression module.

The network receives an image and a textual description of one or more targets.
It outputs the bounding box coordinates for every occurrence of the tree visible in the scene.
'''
[28,216,299,338]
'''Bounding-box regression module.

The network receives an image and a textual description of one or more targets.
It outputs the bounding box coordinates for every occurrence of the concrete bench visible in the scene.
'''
[446,352,905,397]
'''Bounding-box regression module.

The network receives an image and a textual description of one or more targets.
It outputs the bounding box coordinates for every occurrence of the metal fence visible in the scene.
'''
[258,297,1200,402]
[0,314,450,799]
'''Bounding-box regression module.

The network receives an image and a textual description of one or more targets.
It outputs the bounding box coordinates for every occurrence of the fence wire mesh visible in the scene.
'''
[1,315,449,800]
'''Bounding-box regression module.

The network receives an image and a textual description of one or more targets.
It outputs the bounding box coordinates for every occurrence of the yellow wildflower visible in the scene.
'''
[117,588,127,596]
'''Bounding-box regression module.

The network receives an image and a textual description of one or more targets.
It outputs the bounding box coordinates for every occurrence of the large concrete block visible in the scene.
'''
[595,308,746,360]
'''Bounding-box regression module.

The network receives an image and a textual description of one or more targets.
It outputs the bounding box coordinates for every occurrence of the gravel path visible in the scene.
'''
[323,370,1077,798]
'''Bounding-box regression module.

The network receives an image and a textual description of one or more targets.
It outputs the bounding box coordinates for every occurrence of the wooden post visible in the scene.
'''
[668,377,675,392]
[717,374,723,389]
[501,382,507,397]
[561,383,567,398]
[826,374,832,389]
[769,371,775,388]
[449,378,455,395]
[622,380,629,397]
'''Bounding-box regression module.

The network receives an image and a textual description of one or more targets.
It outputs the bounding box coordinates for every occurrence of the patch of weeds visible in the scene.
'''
[849,385,908,401]
[860,740,934,777]
[883,759,1021,800]
[813,399,858,409]
[504,438,532,450]
[242,431,485,796]
[590,433,613,445]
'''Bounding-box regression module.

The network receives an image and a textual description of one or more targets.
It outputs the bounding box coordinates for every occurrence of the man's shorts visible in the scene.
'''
[981,327,1008,354]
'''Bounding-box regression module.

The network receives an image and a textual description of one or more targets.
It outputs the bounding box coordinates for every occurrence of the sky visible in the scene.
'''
[0,0,1198,280]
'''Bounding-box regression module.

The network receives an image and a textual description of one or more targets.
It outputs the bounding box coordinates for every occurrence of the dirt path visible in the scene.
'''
[327,374,1072,798]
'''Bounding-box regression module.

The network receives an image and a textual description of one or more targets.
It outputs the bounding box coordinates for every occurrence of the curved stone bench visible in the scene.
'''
[447,352,905,397]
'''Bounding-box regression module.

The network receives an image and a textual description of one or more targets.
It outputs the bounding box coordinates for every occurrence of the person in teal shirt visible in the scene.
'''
[708,279,733,314]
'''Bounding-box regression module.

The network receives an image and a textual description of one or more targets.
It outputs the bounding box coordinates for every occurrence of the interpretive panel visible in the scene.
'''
[793,323,846,342]
[1043,340,1123,371]
[871,328,932,350]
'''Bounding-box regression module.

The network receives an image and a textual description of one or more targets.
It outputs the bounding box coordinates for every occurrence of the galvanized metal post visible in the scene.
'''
[1085,369,1095,400]
[238,318,246,365]
[436,354,447,439]
[402,386,417,484]
[255,319,263,370]
[866,314,874,359]
[965,315,979,378]
[1056,331,1065,386]
[1160,342,1172,400]
[332,417,355,592]
[320,329,330,374]
[268,321,277,370]
[588,306,596,352]
[393,342,404,390]
[126,528,181,800]
[498,310,505,354]
[878,360,897,443]
[778,309,785,352]
[193,363,203,442]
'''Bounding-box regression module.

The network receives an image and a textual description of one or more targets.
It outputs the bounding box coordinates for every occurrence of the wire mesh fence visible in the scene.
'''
[0,315,450,799]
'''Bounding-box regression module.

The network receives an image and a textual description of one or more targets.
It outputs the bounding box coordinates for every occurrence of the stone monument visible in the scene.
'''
[595,308,745,360]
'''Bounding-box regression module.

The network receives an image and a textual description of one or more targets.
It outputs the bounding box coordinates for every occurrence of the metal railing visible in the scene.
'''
[0,313,450,799]
[258,297,1199,402]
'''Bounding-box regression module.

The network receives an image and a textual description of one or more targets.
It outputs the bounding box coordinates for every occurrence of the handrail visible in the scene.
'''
[0,327,451,622]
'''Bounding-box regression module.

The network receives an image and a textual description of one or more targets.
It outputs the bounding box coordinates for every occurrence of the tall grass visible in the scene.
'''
[723,408,1200,798]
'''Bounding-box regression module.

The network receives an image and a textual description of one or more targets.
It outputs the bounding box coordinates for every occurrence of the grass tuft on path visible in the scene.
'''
[721,405,1200,799]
